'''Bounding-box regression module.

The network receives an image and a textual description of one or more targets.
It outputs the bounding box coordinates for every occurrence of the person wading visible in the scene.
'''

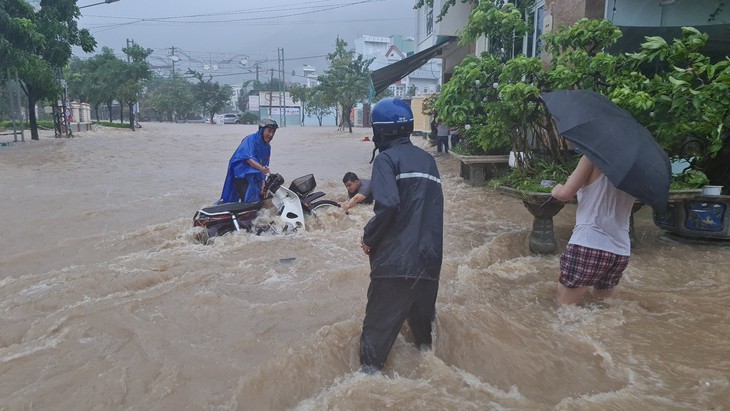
[359,98,444,373]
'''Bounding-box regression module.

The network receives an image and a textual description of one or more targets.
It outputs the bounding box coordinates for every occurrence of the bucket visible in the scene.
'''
[701,185,723,196]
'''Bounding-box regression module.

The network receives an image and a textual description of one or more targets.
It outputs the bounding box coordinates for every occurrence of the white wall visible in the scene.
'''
[416,0,473,49]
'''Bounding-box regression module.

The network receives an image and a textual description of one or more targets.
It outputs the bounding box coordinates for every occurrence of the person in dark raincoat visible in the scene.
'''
[217,118,277,204]
[359,98,444,373]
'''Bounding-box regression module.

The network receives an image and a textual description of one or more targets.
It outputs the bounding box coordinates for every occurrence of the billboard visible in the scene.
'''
[248,95,259,112]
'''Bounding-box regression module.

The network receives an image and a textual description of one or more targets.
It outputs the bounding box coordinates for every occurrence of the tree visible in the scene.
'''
[0,0,43,83]
[119,42,152,129]
[610,26,730,189]
[188,70,232,122]
[2,0,95,140]
[142,74,196,122]
[317,39,373,133]
[65,47,120,122]
[289,83,334,126]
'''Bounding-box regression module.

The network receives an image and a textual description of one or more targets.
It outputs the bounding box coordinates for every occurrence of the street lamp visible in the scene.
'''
[79,0,120,9]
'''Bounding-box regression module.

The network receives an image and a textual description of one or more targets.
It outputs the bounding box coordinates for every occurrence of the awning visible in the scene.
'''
[370,36,456,97]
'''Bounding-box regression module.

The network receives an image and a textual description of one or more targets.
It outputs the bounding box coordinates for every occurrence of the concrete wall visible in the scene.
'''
[546,0,606,30]
[409,95,433,135]
[546,0,728,29]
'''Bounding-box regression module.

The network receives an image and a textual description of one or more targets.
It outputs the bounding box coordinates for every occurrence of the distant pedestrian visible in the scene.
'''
[430,117,438,142]
[449,126,460,148]
[436,120,449,153]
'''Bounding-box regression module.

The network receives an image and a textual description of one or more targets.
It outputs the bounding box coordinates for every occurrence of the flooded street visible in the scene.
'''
[1,122,728,410]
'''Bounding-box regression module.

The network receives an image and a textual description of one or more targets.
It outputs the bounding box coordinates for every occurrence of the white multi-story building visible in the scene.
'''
[302,65,318,88]
[230,86,243,111]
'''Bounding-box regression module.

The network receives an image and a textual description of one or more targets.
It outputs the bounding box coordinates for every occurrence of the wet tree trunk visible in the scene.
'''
[27,99,39,140]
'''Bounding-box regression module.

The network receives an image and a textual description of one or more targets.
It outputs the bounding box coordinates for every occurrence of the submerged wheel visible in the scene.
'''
[309,200,340,216]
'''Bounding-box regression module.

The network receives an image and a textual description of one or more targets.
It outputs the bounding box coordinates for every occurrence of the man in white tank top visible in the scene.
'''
[551,156,636,305]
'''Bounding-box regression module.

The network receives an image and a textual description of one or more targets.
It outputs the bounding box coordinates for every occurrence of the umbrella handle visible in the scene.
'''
[539,196,556,209]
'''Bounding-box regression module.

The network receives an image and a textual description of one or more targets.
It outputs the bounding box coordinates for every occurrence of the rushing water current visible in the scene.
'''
[1,123,728,410]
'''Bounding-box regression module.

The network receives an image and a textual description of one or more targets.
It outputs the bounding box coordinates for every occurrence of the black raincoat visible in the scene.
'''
[363,136,444,280]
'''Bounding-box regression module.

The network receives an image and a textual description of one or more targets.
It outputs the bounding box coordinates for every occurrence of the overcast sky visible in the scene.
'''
[75,0,418,85]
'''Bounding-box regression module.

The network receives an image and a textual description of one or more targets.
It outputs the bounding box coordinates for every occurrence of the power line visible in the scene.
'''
[83,0,387,28]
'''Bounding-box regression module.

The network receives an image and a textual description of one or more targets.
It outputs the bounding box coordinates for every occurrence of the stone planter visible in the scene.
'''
[498,186,569,254]
[654,190,730,240]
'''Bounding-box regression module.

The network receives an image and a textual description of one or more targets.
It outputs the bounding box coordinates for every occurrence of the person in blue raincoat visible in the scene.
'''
[218,118,278,204]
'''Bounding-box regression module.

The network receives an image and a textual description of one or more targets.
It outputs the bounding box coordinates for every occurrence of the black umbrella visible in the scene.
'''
[540,90,671,212]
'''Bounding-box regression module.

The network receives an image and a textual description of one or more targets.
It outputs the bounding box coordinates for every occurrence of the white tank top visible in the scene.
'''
[569,174,635,256]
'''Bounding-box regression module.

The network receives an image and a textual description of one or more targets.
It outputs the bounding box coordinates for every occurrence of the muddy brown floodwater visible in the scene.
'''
[1,122,728,410]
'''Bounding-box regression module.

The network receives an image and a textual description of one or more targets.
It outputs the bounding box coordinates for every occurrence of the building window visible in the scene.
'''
[525,1,545,57]
[426,8,434,36]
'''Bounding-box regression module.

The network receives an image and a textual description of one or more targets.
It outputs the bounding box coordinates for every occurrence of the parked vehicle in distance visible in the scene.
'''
[222,113,241,124]
[184,115,207,124]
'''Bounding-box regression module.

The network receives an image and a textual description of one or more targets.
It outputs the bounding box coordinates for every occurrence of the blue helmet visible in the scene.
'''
[371,98,414,137]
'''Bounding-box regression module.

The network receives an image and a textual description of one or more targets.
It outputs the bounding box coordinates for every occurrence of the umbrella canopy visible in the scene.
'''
[541,90,671,212]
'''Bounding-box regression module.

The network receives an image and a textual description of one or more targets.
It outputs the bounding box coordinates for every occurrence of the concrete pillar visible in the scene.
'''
[82,103,91,122]
[70,101,80,123]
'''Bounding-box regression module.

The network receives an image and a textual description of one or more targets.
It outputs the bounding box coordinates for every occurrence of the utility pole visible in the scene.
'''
[278,47,286,127]
[125,38,133,62]
[170,46,176,76]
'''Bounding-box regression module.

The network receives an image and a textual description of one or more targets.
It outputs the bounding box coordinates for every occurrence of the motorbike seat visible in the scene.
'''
[200,201,263,215]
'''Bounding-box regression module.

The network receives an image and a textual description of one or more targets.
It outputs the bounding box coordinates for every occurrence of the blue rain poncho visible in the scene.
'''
[218,130,271,204]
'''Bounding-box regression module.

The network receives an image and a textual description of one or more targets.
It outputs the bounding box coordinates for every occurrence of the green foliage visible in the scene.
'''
[670,169,710,190]
[0,119,52,130]
[615,27,730,165]
[141,74,196,122]
[64,47,122,121]
[188,69,233,121]
[289,83,335,126]
[317,38,373,132]
[439,12,729,189]
[95,121,133,129]
[1,0,96,139]
[460,1,530,61]
[412,0,534,26]
[490,156,580,192]
[544,19,626,93]
[238,112,258,124]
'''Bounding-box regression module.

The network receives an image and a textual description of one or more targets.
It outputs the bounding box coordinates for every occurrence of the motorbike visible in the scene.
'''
[193,173,339,240]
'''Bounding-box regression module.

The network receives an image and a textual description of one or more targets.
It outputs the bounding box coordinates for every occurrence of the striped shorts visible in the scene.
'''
[559,244,630,290]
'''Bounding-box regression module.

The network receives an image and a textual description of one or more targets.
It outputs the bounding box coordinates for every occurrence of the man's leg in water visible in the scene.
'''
[360,278,412,373]
[407,280,438,349]
[234,178,249,202]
